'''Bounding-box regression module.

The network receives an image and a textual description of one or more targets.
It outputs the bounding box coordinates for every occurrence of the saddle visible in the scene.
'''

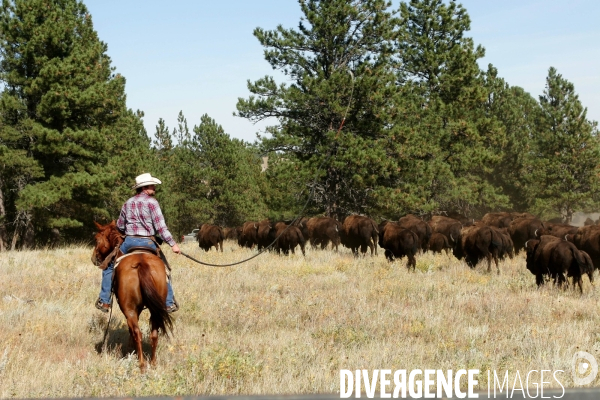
[99,236,171,273]
[124,246,159,255]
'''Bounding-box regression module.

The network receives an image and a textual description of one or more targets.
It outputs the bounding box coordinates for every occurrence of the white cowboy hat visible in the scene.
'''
[133,173,162,189]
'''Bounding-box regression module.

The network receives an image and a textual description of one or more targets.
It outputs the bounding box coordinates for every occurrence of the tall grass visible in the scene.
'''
[0,241,599,397]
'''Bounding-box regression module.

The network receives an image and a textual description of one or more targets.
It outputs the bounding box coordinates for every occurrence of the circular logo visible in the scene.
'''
[572,351,598,386]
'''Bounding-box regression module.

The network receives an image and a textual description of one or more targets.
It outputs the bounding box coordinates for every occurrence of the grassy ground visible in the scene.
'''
[0,241,599,397]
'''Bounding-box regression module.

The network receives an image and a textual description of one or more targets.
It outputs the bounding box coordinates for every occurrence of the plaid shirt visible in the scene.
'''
[116,193,176,246]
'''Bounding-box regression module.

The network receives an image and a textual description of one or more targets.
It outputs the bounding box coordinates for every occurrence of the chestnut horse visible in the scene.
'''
[91,221,173,372]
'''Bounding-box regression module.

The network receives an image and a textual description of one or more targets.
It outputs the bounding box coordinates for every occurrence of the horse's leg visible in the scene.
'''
[150,318,159,367]
[125,311,146,372]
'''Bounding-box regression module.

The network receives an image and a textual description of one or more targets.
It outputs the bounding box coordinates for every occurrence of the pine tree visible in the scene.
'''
[483,65,540,212]
[150,113,267,237]
[191,114,267,227]
[0,0,149,246]
[383,0,509,218]
[166,112,208,239]
[525,67,600,222]
[0,95,44,248]
[237,0,399,219]
[149,118,179,237]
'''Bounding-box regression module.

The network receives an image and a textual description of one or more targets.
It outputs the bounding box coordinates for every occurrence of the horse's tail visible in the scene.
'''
[138,262,173,337]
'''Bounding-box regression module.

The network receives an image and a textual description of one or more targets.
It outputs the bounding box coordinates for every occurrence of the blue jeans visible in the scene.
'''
[98,236,174,306]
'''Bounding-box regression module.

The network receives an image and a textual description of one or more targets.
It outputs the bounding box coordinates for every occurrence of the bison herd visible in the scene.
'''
[193,212,600,293]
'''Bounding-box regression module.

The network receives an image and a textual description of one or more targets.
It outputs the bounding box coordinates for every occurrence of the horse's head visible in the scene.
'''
[91,221,121,266]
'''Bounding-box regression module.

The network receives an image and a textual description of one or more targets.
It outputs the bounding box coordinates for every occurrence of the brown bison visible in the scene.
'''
[398,214,432,251]
[491,227,514,260]
[196,224,224,252]
[526,235,594,292]
[567,225,600,273]
[340,215,379,256]
[256,219,274,250]
[444,211,475,227]
[507,217,545,252]
[538,222,578,239]
[481,212,534,229]
[294,217,310,243]
[428,216,462,247]
[270,222,306,256]
[378,222,419,269]
[238,221,258,249]
[481,212,513,228]
[428,232,452,255]
[305,216,341,251]
[584,217,595,226]
[453,225,503,273]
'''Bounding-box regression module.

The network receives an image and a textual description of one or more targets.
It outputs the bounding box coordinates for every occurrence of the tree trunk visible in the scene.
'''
[565,208,573,225]
[0,183,7,251]
[10,230,19,251]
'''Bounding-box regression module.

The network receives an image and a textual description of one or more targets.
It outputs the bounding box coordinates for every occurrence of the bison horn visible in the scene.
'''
[450,234,454,242]
[565,235,568,241]
[525,240,529,248]
[534,229,538,237]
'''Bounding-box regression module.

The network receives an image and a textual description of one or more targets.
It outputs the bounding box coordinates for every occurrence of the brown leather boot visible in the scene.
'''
[95,298,110,313]
[166,299,179,313]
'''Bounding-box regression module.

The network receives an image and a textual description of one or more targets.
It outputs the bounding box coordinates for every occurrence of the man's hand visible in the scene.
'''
[172,244,181,254]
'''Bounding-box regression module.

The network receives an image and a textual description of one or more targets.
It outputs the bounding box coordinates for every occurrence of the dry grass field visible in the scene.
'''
[1,240,600,397]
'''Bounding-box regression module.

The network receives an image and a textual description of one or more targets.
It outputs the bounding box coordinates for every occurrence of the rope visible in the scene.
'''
[180,153,331,267]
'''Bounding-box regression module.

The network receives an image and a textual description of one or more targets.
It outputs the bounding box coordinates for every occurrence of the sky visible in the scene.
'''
[84,1,600,143]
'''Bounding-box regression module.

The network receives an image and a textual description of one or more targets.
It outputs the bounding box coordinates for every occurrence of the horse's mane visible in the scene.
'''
[100,221,123,250]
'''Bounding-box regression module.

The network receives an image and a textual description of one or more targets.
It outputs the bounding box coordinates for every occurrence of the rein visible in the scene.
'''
[101,291,114,349]
[98,246,120,270]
